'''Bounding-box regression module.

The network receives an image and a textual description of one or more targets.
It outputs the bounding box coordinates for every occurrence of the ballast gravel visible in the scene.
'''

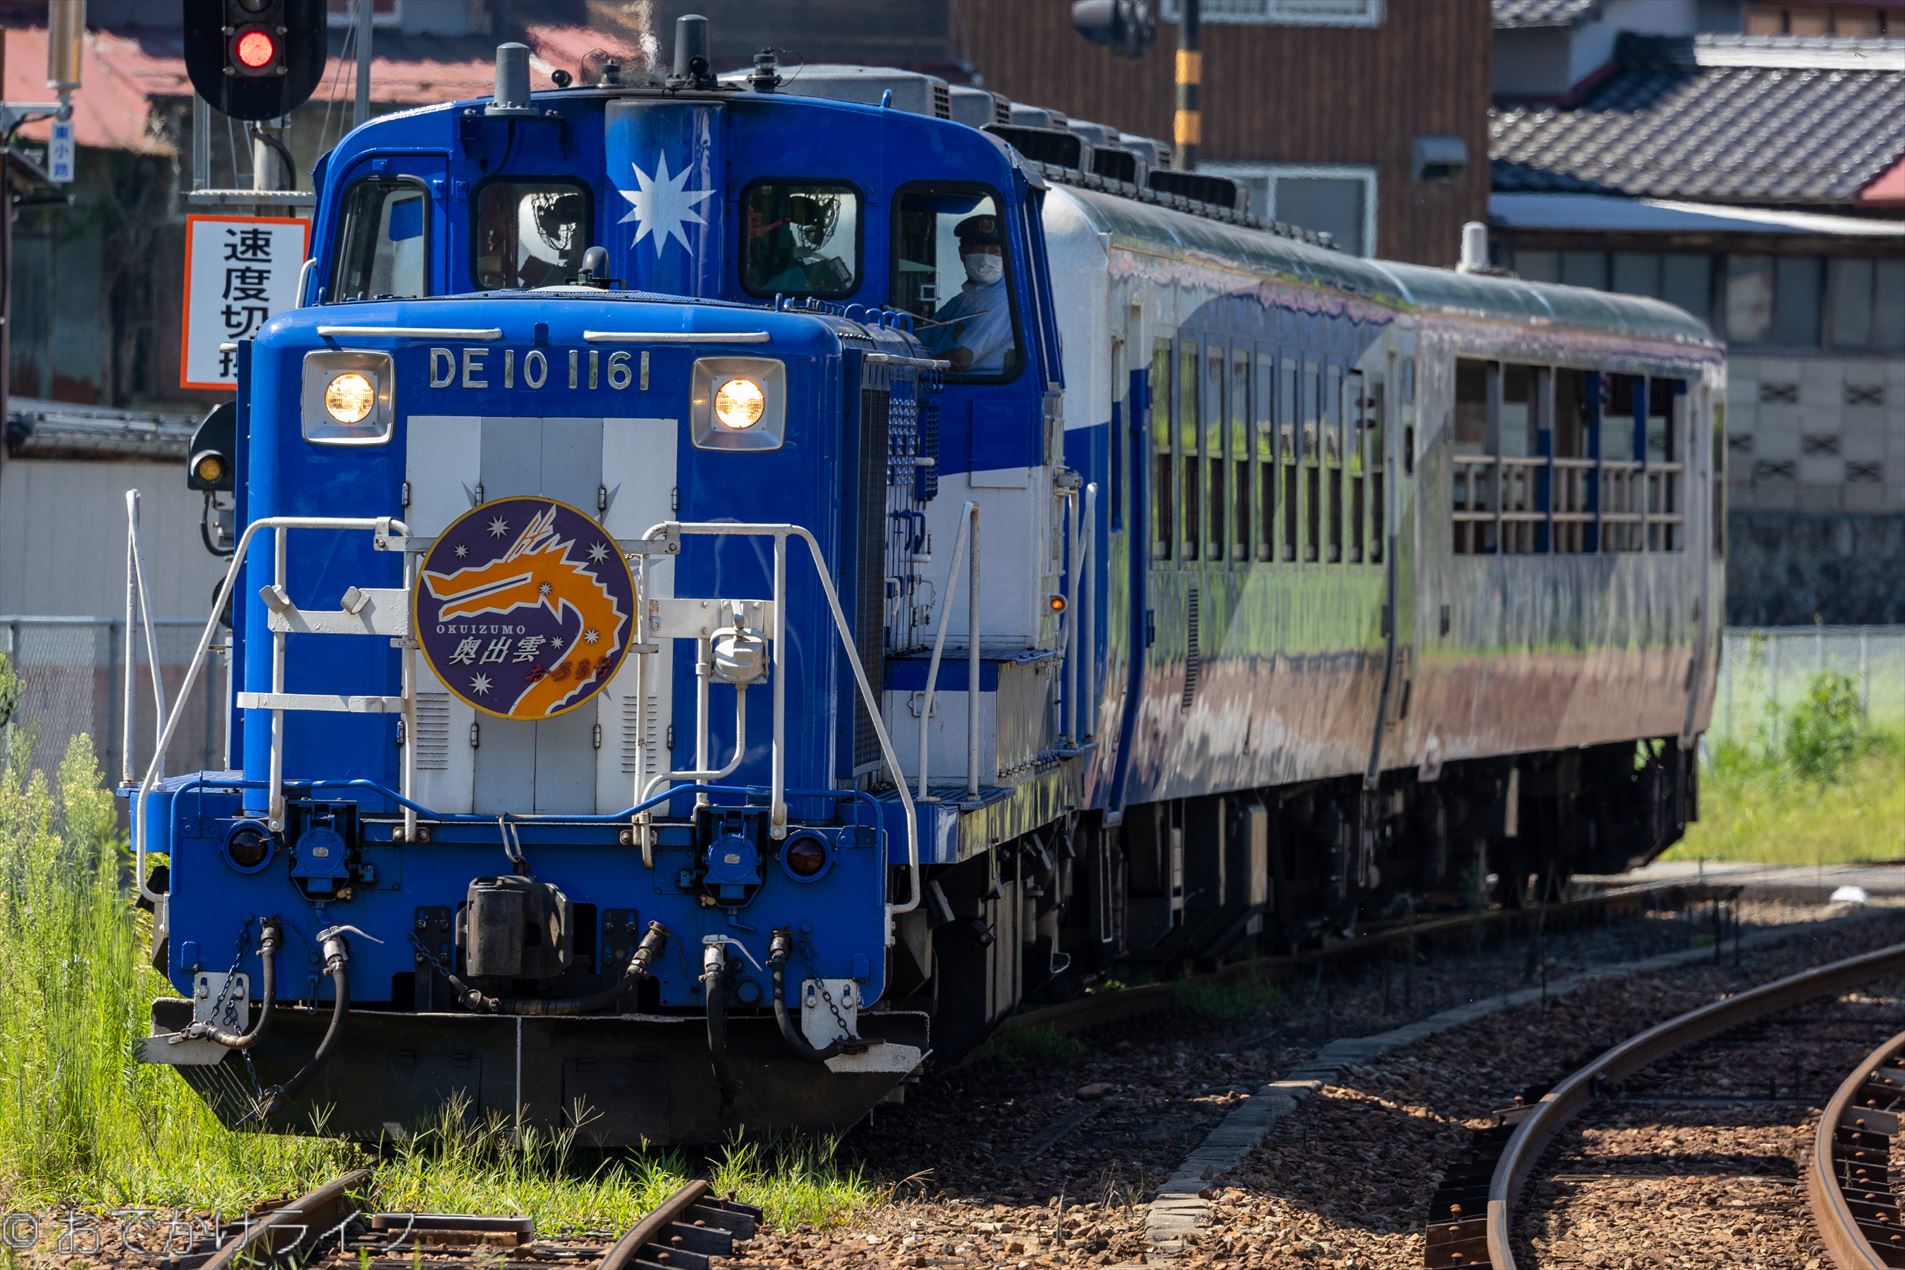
[725,898,1905,1270]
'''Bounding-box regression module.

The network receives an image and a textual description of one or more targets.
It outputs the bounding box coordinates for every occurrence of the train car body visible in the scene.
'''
[131,35,1722,1143]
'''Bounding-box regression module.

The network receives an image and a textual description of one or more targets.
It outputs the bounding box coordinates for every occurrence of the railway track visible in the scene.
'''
[1810,1027,1905,1268]
[164,1173,759,1270]
[998,877,1736,1044]
[1465,938,1905,1269]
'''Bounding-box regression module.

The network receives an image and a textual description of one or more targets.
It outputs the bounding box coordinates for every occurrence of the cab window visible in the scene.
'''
[473,180,591,289]
[742,181,859,298]
[331,177,428,301]
[893,186,1022,379]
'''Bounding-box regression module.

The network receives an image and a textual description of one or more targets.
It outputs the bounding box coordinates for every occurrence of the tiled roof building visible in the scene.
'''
[1493,34,1905,205]
[1487,11,1905,624]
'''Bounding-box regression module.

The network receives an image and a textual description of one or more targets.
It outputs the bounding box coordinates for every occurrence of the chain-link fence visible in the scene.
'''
[0,617,225,787]
[1711,626,1905,749]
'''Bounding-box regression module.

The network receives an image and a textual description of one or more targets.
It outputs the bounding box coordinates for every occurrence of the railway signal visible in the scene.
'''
[183,0,328,122]
[1071,0,1157,58]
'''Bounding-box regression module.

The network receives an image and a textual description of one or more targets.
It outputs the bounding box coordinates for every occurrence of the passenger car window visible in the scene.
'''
[894,187,1021,379]
[331,178,428,301]
[743,182,859,297]
[474,181,590,289]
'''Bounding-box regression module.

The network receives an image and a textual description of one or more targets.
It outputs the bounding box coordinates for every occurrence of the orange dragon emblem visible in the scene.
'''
[414,497,636,720]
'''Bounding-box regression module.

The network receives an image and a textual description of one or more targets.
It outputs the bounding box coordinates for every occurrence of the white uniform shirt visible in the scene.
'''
[923,279,1012,374]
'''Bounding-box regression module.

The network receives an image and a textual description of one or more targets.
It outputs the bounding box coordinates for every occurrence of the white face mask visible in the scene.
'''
[963,254,1003,286]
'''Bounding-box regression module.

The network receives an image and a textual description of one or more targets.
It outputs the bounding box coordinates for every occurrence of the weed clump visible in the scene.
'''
[1780,669,1866,782]
[0,729,883,1234]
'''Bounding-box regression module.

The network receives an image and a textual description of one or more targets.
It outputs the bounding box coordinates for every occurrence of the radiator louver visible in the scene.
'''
[415,692,451,770]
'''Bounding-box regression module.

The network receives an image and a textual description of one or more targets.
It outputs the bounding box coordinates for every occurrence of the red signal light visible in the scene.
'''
[233,27,278,71]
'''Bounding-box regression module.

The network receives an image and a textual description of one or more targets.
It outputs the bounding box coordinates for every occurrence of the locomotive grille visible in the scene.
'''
[414,692,451,771]
[853,386,891,772]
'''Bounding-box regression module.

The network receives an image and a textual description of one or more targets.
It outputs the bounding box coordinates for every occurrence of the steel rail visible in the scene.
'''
[597,1179,761,1270]
[998,877,1704,1043]
[1485,939,1905,1268]
[198,1167,371,1270]
[1809,1028,1905,1269]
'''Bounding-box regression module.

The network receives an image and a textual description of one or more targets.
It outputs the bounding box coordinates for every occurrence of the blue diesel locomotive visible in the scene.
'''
[132,24,1724,1143]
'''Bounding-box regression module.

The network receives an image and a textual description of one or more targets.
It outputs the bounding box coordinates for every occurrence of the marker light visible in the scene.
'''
[234,27,277,70]
[781,834,831,880]
[1049,594,1068,613]
[713,377,767,430]
[324,372,376,424]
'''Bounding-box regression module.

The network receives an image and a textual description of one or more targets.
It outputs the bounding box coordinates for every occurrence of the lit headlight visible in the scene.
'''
[713,377,766,429]
[301,350,393,445]
[324,372,376,424]
[691,357,785,451]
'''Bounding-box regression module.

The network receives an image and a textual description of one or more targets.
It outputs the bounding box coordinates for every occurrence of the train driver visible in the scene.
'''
[921,215,1012,374]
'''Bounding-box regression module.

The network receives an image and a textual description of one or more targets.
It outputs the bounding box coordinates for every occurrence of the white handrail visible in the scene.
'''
[1080,483,1098,741]
[132,515,407,903]
[636,521,923,934]
[916,502,979,800]
[968,508,981,798]
[121,496,138,787]
[122,491,170,785]
[642,682,749,804]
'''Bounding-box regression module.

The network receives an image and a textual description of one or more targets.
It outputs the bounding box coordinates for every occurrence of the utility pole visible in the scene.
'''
[0,1,82,484]
[1174,0,1199,171]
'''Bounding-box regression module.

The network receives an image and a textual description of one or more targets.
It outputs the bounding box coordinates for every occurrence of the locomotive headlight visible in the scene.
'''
[713,377,766,429]
[691,356,785,451]
[324,372,376,425]
[301,350,394,445]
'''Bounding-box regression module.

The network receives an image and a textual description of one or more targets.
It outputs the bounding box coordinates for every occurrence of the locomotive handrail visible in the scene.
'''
[121,490,170,787]
[864,351,952,372]
[636,520,922,936]
[583,330,771,343]
[314,325,502,340]
[1080,482,1098,741]
[132,514,409,903]
[916,502,981,801]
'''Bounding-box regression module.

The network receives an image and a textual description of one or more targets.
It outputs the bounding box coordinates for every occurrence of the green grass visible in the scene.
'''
[1171,971,1287,1021]
[1666,733,1905,866]
[372,1103,883,1234]
[0,723,880,1234]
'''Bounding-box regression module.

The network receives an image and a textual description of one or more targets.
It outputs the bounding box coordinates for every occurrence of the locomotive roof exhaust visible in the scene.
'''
[488,42,536,116]
[671,14,718,91]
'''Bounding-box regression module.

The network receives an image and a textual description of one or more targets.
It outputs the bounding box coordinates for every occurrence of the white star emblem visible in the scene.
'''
[487,515,509,538]
[538,581,552,597]
[587,541,610,563]
[616,153,715,258]
[469,673,492,696]
[551,636,565,650]
[583,628,600,645]
[453,544,468,559]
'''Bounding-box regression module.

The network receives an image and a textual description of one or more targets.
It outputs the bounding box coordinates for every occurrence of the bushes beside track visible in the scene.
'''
[1671,669,1905,866]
